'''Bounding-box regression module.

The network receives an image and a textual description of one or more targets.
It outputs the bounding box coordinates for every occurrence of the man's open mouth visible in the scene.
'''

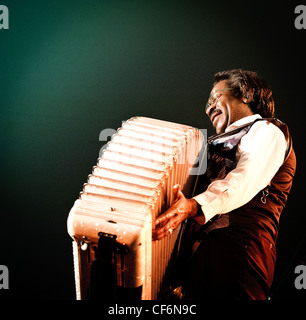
[210,109,222,123]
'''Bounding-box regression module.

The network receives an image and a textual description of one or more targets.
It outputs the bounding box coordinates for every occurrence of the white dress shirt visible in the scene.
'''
[193,114,287,225]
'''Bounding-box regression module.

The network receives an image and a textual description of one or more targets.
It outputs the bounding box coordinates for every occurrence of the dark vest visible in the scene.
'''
[193,118,296,244]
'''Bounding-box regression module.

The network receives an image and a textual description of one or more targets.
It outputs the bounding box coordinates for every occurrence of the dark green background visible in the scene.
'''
[1,0,305,299]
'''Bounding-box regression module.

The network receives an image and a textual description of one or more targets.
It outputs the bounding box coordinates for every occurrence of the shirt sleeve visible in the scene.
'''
[192,120,287,224]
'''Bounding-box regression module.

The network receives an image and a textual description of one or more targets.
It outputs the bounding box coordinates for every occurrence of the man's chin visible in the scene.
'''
[215,123,226,134]
[212,117,226,134]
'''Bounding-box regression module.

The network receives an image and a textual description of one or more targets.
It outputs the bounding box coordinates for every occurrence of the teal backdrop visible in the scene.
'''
[1,0,305,299]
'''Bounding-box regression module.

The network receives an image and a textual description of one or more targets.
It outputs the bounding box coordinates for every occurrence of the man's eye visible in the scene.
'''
[212,95,221,103]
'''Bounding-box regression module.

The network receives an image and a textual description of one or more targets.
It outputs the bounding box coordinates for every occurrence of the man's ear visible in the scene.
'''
[242,89,255,104]
[242,92,250,104]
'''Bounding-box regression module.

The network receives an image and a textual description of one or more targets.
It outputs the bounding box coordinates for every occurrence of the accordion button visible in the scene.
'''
[81,242,88,251]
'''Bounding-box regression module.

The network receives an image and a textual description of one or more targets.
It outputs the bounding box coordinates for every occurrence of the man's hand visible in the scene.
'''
[152,184,199,241]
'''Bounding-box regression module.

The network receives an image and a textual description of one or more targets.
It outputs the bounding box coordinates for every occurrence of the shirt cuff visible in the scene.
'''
[192,195,217,225]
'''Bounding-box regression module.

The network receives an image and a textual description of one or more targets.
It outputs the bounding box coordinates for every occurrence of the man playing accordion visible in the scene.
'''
[153,69,296,300]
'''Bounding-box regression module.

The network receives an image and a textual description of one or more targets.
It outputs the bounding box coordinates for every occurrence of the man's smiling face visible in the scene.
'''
[206,80,254,134]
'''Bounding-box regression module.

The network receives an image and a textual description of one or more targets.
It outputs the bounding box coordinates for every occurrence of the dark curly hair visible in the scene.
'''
[213,69,275,118]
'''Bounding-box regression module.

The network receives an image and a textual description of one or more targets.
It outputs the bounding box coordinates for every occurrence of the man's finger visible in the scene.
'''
[173,184,180,201]
[152,221,176,241]
[173,184,183,202]
[155,207,177,226]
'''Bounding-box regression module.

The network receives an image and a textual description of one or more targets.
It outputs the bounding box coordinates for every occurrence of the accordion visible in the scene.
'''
[67,117,204,300]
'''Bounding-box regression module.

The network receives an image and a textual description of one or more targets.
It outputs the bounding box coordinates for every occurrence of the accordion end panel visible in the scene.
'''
[67,117,204,300]
[68,200,152,300]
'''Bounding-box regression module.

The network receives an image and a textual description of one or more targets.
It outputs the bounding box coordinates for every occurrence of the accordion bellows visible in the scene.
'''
[67,117,204,300]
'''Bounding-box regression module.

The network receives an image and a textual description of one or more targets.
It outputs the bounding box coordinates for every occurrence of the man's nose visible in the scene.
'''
[206,103,216,116]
